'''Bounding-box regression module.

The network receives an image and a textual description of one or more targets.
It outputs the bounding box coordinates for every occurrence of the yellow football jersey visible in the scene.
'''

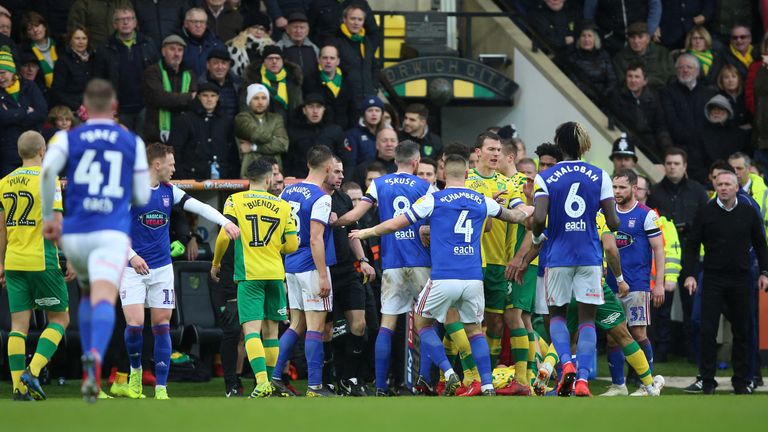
[223,190,296,281]
[465,168,520,266]
[0,166,62,271]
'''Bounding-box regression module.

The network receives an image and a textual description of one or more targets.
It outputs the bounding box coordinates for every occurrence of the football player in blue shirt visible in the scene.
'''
[119,142,240,400]
[271,145,337,397]
[351,154,533,396]
[531,122,619,397]
[41,79,151,402]
[333,140,435,395]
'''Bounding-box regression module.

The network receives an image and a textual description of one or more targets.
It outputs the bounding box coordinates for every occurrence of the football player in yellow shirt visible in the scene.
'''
[464,131,523,375]
[211,159,298,398]
[0,131,75,401]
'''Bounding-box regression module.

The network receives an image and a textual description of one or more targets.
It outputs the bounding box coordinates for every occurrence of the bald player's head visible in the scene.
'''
[17,131,46,160]
[443,154,468,181]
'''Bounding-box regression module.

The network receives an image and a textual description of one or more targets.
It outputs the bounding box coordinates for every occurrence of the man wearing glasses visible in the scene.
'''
[724,25,754,79]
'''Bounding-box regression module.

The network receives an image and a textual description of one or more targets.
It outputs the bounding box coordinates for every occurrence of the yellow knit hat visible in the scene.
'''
[0,51,15,74]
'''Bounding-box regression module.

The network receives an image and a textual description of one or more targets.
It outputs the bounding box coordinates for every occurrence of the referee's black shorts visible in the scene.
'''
[331,265,366,313]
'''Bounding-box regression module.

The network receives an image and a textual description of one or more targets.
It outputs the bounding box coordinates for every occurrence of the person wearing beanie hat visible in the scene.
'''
[0,49,47,177]
[285,92,346,177]
[614,21,674,91]
[345,94,385,165]
[234,83,288,178]
[328,4,379,106]
[276,12,319,81]
[695,94,750,182]
[226,10,274,77]
[243,43,303,123]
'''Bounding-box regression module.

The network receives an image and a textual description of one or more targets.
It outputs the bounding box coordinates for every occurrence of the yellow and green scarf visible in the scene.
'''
[341,23,365,58]
[689,49,713,76]
[730,44,753,69]
[319,66,342,98]
[260,64,288,108]
[31,38,58,88]
[158,61,191,142]
[6,77,20,101]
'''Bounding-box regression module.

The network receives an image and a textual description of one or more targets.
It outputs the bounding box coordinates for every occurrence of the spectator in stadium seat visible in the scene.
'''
[608,62,673,159]
[717,64,752,129]
[285,93,347,178]
[93,6,159,135]
[660,53,718,181]
[723,25,755,79]
[308,0,380,48]
[168,82,239,180]
[42,105,77,142]
[242,45,303,124]
[234,83,289,177]
[646,147,709,363]
[345,95,384,166]
[304,44,357,131]
[613,22,674,91]
[204,0,243,44]
[746,34,768,169]
[329,4,379,106]
[583,0,661,54]
[276,12,319,84]
[226,11,273,78]
[0,10,19,61]
[0,50,47,178]
[20,12,57,91]
[352,127,398,186]
[398,103,443,159]
[382,102,400,132]
[18,51,48,102]
[566,23,617,99]
[710,1,752,44]
[50,25,94,111]
[681,26,724,86]
[695,95,751,180]
[658,0,714,49]
[180,7,225,78]
[143,35,198,143]
[262,0,308,41]
[132,0,187,51]
[198,47,242,121]
[527,0,579,54]
[67,0,132,49]
[32,0,74,41]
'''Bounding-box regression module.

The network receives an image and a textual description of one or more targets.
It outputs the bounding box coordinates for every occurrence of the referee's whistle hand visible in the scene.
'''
[224,223,241,240]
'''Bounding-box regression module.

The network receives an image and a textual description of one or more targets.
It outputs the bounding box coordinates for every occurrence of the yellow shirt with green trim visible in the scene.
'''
[222,190,296,281]
[0,166,63,271]
[506,172,540,266]
[465,168,519,267]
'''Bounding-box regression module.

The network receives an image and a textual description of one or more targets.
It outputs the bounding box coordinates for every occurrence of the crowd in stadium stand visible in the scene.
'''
[1,0,767,398]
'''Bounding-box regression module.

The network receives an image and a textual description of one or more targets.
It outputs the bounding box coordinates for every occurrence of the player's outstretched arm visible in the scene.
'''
[497,205,534,225]
[333,200,373,227]
[180,194,240,239]
[349,214,411,240]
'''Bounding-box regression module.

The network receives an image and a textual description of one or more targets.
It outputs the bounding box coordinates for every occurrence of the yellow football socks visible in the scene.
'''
[8,331,27,392]
[245,332,268,385]
[30,323,65,376]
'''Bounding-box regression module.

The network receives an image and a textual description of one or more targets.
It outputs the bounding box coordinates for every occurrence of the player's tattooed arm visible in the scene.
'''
[602,232,629,297]
[349,214,411,240]
[497,205,534,224]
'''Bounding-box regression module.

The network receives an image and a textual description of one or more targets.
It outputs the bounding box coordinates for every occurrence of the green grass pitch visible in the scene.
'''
[2,378,765,432]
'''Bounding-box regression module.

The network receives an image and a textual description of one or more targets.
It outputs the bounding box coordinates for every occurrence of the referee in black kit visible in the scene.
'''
[682,170,768,395]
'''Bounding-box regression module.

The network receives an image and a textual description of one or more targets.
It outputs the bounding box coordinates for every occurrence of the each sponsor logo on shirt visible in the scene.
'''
[615,231,634,249]
[395,228,416,240]
[453,245,475,256]
[565,219,586,232]
[140,210,169,229]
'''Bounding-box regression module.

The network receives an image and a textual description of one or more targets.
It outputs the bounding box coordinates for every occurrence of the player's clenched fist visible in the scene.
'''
[43,220,61,241]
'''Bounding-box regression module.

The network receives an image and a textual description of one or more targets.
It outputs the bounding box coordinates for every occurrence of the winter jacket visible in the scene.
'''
[142,60,198,143]
[647,176,709,248]
[93,31,159,114]
[242,60,304,124]
[167,98,239,180]
[132,0,188,50]
[276,33,320,81]
[344,121,377,166]
[746,60,768,150]
[285,114,347,178]
[307,0,380,48]
[609,85,673,160]
[660,79,718,165]
[567,46,617,98]
[205,3,243,44]
[50,47,94,111]
[233,109,289,176]
[181,28,225,78]
[583,0,661,54]
[329,29,379,106]
[198,71,243,121]
[0,79,47,177]
[303,70,358,130]
[659,0,715,49]
[613,42,674,91]
[528,0,579,53]
[398,128,444,159]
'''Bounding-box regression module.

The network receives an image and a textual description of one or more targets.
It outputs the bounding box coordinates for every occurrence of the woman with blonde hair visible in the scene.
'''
[226,11,274,78]
[683,26,724,84]
[717,64,751,129]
